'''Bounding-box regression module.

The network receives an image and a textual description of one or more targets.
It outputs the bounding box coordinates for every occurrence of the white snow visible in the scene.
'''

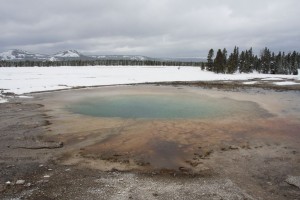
[18,95,33,98]
[261,77,284,81]
[274,81,300,86]
[54,50,80,57]
[0,50,16,60]
[243,81,258,85]
[0,66,299,95]
[49,57,57,61]
[0,97,7,103]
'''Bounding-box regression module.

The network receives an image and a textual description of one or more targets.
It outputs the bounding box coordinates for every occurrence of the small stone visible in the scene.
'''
[65,168,71,172]
[220,147,227,151]
[39,164,44,167]
[48,168,53,171]
[179,167,189,172]
[37,180,49,184]
[43,175,50,178]
[229,145,239,150]
[5,181,12,186]
[267,182,272,185]
[58,142,64,147]
[25,183,31,187]
[16,180,25,185]
[152,193,159,197]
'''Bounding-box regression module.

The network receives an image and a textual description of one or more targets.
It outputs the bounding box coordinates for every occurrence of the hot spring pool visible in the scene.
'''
[67,94,269,119]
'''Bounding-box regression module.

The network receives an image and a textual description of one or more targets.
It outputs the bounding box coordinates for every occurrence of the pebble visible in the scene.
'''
[43,175,50,178]
[16,180,25,185]
[25,183,31,187]
[37,180,49,184]
[267,182,272,185]
[5,181,12,186]
[229,145,239,150]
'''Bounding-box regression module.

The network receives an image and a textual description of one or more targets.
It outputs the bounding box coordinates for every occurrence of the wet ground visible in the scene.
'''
[1,85,300,199]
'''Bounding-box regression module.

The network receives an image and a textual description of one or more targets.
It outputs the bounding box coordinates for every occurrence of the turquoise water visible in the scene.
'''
[68,94,263,119]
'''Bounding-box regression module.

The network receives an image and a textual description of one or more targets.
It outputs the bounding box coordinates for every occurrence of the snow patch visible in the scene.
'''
[0,97,7,103]
[49,57,57,61]
[54,50,80,58]
[273,81,300,86]
[261,77,284,81]
[0,66,299,95]
[18,95,33,98]
[243,81,258,85]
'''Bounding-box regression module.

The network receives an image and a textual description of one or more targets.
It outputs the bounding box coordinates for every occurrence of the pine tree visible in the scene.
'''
[239,51,246,73]
[233,46,239,72]
[226,46,239,74]
[222,48,228,73]
[227,53,235,74]
[214,49,224,73]
[260,47,271,74]
[201,62,205,70]
[286,52,292,74]
[291,51,298,75]
[270,52,276,74]
[248,47,254,73]
[207,49,214,71]
[276,52,283,74]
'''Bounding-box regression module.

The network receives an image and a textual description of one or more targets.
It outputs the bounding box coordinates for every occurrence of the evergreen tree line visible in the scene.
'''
[0,59,202,67]
[206,47,300,75]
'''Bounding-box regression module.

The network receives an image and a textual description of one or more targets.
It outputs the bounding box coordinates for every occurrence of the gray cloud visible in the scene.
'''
[0,0,300,57]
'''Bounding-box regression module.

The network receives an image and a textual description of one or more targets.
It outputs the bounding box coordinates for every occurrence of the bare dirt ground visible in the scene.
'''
[0,83,300,200]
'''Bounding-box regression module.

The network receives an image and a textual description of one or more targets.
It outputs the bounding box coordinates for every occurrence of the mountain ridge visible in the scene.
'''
[0,49,205,62]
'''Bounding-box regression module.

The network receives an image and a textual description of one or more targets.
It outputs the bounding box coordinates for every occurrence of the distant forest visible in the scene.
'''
[206,47,299,75]
[0,60,201,68]
[1,47,299,75]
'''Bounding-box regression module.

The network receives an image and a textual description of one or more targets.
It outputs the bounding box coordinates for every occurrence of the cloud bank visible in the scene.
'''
[1,0,299,57]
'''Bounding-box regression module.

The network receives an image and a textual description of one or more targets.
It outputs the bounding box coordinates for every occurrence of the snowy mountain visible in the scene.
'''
[0,49,203,62]
[0,49,153,62]
[90,55,152,61]
[54,50,81,58]
[51,50,92,61]
[0,49,50,61]
[0,49,91,61]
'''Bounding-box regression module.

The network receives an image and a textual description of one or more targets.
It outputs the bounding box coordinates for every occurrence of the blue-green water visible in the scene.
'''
[67,94,264,119]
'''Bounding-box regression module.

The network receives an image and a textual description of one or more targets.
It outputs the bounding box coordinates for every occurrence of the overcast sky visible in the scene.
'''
[1,0,300,57]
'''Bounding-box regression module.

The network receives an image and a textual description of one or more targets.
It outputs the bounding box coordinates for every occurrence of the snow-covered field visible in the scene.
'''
[0,66,299,97]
